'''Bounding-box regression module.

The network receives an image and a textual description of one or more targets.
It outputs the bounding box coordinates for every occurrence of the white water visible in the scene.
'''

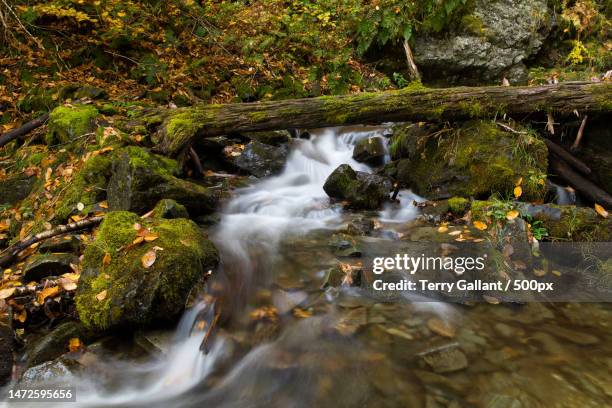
[8,126,426,407]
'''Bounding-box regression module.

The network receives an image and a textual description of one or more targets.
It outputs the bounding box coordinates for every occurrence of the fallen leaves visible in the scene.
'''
[473,220,488,230]
[594,203,608,218]
[102,252,111,266]
[513,186,523,199]
[37,285,60,304]
[95,289,107,301]
[68,337,83,352]
[506,210,519,220]
[141,250,157,268]
[0,287,16,299]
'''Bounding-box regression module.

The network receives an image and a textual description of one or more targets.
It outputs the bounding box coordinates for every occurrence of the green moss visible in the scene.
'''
[536,205,611,242]
[122,145,179,178]
[249,111,268,122]
[448,197,469,214]
[153,198,189,219]
[55,153,113,222]
[76,211,218,330]
[46,105,99,145]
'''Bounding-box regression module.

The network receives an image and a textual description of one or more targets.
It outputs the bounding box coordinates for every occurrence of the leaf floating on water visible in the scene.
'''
[0,287,16,299]
[95,289,107,301]
[448,230,462,236]
[513,186,522,199]
[141,250,157,268]
[506,210,519,220]
[102,252,111,266]
[594,203,608,218]
[68,337,83,352]
[437,225,449,233]
[473,221,488,230]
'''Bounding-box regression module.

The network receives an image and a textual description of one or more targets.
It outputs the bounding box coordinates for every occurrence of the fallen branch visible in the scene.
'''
[402,40,421,81]
[151,82,611,156]
[0,113,49,149]
[188,146,204,177]
[571,115,588,150]
[544,139,591,175]
[0,216,103,268]
[550,157,612,208]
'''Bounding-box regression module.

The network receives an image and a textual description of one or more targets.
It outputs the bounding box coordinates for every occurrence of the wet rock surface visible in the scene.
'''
[324,164,392,209]
[226,140,290,177]
[23,253,79,282]
[352,136,387,166]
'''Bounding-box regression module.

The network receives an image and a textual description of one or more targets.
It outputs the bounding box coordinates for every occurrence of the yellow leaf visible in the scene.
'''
[37,286,60,304]
[16,309,27,323]
[59,278,77,291]
[515,177,523,186]
[68,337,83,352]
[513,186,522,199]
[144,233,159,242]
[102,252,111,266]
[506,210,519,220]
[594,203,609,218]
[141,250,157,268]
[0,287,16,299]
[473,221,488,230]
[437,226,448,233]
[132,236,144,245]
[95,289,107,301]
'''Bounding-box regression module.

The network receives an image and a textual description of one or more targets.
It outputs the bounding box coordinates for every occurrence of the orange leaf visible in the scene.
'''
[473,221,488,230]
[95,290,107,301]
[102,252,111,266]
[141,250,157,268]
[132,236,144,245]
[506,210,519,220]
[68,337,83,352]
[15,309,27,323]
[37,286,60,304]
[594,203,609,218]
[144,233,159,242]
[513,186,522,199]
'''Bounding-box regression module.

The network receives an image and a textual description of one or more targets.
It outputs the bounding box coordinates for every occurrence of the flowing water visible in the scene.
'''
[7,127,612,407]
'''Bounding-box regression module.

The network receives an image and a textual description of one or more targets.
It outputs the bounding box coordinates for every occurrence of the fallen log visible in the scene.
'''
[543,139,591,175]
[550,157,612,209]
[149,82,611,156]
[0,113,49,149]
[0,216,103,268]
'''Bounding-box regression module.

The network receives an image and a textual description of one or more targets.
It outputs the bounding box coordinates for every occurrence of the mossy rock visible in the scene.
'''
[448,197,469,214]
[152,199,189,219]
[75,211,219,331]
[107,146,218,215]
[352,136,387,166]
[0,175,37,206]
[392,120,548,200]
[323,164,392,210]
[54,153,113,222]
[46,105,99,145]
[73,86,107,100]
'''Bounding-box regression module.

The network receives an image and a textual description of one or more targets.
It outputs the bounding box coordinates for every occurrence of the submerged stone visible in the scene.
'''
[75,211,219,331]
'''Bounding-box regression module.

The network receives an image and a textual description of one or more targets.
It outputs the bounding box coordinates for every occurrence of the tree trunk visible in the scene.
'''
[150,82,611,156]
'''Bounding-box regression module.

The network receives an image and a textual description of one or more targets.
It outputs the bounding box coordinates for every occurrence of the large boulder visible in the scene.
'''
[389,120,548,200]
[46,104,99,145]
[352,136,387,166]
[323,164,392,210]
[226,141,289,177]
[413,0,553,85]
[75,211,219,331]
[107,146,218,215]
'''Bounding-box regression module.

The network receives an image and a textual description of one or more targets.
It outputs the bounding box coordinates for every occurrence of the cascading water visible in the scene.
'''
[7,126,426,407]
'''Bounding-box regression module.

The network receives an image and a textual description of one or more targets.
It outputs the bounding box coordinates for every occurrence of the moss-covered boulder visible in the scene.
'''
[323,164,391,210]
[46,105,99,145]
[75,211,218,331]
[391,120,548,200]
[152,199,189,219]
[352,136,387,166]
[107,146,218,215]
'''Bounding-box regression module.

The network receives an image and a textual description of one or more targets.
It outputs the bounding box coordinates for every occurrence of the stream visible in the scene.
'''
[8,127,612,407]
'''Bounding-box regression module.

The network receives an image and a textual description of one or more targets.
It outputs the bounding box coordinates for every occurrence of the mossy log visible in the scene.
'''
[151,82,612,156]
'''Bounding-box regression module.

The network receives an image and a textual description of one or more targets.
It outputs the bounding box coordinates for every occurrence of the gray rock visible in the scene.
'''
[413,0,553,85]
[22,321,93,369]
[227,141,289,178]
[352,136,387,166]
[20,357,80,386]
[242,130,291,146]
[0,175,36,206]
[73,86,107,100]
[323,164,392,210]
[23,253,79,281]
[38,235,82,254]
[152,199,189,219]
[328,233,362,257]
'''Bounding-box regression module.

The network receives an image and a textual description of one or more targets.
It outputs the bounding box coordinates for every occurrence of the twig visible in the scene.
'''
[0,216,103,268]
[402,40,420,81]
[0,113,49,149]
[188,146,203,177]
[200,311,220,354]
[571,115,588,150]
[495,122,527,135]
